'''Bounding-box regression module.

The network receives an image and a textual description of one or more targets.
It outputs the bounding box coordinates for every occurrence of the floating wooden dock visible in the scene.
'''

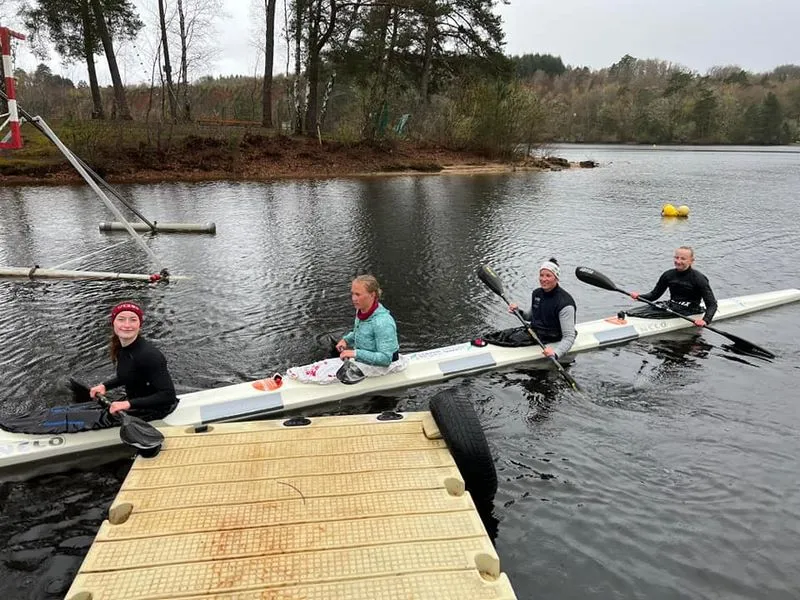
[65,411,517,600]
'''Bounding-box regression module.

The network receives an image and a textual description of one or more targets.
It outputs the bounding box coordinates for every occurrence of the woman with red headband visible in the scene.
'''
[88,302,178,419]
[335,275,400,366]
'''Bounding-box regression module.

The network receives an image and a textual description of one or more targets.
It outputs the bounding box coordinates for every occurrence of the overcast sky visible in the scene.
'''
[6,0,799,84]
[497,0,799,73]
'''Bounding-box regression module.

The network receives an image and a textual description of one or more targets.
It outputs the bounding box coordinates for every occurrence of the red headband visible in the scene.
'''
[110,302,143,323]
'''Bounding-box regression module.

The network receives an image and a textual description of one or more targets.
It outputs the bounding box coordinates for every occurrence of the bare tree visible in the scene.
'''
[90,0,132,119]
[157,0,178,121]
[316,1,360,132]
[176,0,190,119]
[361,4,391,138]
[292,0,305,134]
[135,0,221,122]
[418,5,436,104]
[303,0,336,136]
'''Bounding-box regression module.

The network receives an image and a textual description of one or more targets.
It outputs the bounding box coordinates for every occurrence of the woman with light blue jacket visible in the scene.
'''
[336,275,400,367]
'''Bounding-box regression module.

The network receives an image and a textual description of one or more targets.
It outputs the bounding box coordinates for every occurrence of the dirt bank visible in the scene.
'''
[0,134,594,185]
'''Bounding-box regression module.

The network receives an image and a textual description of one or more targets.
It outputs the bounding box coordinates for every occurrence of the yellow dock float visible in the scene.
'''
[65,400,517,600]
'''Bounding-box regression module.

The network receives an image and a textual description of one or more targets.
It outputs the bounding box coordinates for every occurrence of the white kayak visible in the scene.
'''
[2,288,799,479]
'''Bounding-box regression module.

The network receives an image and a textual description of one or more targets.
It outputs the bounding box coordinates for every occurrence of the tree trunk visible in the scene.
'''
[303,0,320,134]
[419,9,436,104]
[158,0,178,122]
[315,2,359,133]
[363,5,391,138]
[379,7,399,106]
[80,0,104,119]
[89,0,132,119]
[293,0,305,134]
[176,0,190,121]
[317,70,335,130]
[304,0,336,136]
[262,0,277,128]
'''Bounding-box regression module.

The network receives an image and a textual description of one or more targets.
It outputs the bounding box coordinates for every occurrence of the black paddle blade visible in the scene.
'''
[119,412,164,457]
[706,326,776,359]
[575,266,622,292]
[68,377,92,403]
[478,265,582,392]
[316,332,342,359]
[477,264,506,298]
[336,358,366,385]
[574,268,776,359]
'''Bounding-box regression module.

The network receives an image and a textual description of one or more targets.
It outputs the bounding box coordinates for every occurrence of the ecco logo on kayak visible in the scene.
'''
[640,321,669,332]
[0,436,65,456]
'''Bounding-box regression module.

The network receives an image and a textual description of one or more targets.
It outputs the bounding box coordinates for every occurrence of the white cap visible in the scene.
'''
[540,260,560,279]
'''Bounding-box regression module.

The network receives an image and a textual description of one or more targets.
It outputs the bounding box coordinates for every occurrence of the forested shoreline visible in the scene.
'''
[1,0,798,179]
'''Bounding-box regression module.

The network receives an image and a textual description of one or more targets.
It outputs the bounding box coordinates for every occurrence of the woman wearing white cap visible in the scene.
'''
[508,258,577,360]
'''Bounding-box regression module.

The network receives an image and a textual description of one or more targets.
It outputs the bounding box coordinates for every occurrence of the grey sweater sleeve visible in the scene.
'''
[549,305,577,359]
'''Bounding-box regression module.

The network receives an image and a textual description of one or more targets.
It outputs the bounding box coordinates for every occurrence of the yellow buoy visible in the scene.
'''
[677,205,690,217]
[661,203,678,217]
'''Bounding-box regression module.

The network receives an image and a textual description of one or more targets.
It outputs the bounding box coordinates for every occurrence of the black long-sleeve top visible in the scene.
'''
[641,267,718,322]
[103,336,177,409]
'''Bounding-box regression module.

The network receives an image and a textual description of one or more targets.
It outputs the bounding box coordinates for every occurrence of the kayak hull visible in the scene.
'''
[2,288,799,479]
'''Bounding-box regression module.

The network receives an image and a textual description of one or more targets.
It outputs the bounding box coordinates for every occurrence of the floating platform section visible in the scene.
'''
[64,412,517,600]
[99,221,217,234]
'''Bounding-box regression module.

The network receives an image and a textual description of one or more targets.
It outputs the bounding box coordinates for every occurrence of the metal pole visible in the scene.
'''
[31,117,164,270]
[0,266,188,281]
[74,156,157,230]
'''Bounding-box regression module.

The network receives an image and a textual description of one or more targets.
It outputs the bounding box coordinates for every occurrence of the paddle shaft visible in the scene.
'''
[336,316,366,383]
[614,288,775,358]
[503,295,580,391]
[477,264,579,390]
[98,394,131,417]
[97,395,164,446]
[617,288,702,323]
[575,265,775,359]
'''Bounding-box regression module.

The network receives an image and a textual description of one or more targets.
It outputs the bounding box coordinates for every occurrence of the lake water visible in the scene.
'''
[1,144,799,599]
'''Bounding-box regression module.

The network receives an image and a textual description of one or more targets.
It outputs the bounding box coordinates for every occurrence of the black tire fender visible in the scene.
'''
[429,391,497,508]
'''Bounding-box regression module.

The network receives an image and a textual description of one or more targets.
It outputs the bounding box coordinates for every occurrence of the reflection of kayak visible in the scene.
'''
[2,288,799,479]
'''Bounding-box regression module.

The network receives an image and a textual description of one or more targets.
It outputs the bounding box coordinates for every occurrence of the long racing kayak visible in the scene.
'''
[2,288,799,479]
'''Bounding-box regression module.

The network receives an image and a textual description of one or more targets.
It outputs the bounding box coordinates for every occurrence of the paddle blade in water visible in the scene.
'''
[477,264,506,298]
[336,358,366,385]
[575,266,621,292]
[706,326,776,359]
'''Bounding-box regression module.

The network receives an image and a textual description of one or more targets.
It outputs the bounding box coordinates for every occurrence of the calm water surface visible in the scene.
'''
[1,145,799,599]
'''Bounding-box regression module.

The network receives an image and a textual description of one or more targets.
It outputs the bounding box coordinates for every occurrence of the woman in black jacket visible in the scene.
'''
[88,302,178,420]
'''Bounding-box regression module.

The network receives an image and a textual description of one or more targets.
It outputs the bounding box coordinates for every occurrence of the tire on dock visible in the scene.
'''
[429,391,497,509]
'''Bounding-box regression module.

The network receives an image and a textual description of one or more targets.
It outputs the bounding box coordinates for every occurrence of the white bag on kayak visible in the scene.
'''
[286,354,409,385]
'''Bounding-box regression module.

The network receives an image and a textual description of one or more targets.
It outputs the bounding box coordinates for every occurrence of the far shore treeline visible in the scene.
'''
[1,0,799,161]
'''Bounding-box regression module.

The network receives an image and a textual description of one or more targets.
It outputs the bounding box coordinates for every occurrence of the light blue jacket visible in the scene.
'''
[342,304,400,366]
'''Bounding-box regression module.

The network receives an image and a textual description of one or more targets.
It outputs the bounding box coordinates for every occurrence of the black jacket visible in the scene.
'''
[523,285,577,343]
[641,267,718,322]
[103,336,177,410]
